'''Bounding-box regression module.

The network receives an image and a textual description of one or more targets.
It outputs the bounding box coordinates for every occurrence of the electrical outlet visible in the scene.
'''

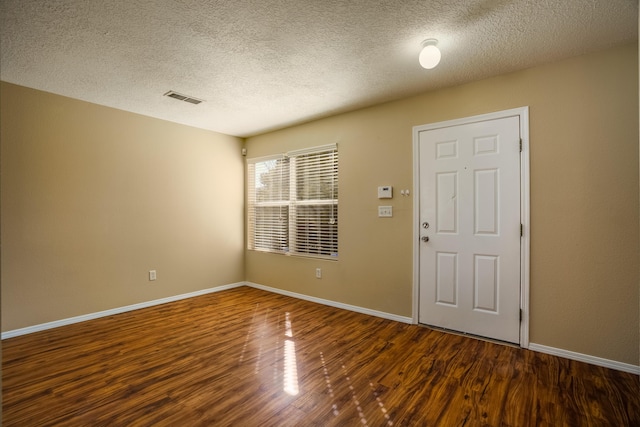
[149,270,157,281]
[315,268,322,279]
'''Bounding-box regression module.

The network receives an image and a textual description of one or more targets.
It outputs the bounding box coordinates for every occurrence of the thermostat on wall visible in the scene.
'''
[378,186,393,199]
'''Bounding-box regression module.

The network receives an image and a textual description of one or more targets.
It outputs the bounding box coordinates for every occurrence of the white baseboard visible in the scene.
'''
[245,281,413,324]
[1,282,245,340]
[528,343,640,375]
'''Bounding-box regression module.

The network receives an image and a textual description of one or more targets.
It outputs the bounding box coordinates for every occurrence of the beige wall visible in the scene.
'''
[1,82,245,331]
[245,43,640,366]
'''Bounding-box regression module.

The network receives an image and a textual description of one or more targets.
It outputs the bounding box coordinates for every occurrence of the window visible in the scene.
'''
[247,144,338,259]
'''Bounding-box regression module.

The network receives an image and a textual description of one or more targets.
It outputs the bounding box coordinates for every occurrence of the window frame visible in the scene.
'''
[247,144,338,260]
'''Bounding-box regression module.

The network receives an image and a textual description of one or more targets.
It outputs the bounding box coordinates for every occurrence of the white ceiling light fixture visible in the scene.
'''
[419,39,441,70]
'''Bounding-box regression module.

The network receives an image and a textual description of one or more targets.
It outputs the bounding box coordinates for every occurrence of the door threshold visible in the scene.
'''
[419,323,521,348]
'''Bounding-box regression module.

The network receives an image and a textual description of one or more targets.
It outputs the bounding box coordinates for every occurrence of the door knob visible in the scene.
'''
[421,236,430,242]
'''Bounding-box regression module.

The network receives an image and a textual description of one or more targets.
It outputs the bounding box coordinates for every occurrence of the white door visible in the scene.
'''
[418,115,521,343]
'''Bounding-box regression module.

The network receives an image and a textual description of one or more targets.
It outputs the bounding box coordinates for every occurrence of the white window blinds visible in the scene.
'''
[247,144,338,259]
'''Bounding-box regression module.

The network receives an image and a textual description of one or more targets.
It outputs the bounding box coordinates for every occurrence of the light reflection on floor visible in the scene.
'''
[254,309,270,374]
[320,351,339,416]
[237,306,393,423]
[283,312,299,395]
[273,312,281,386]
[342,362,369,426]
[238,303,260,364]
[370,380,394,426]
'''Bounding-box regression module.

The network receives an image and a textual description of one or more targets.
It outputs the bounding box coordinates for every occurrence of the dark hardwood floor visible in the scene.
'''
[3,286,639,426]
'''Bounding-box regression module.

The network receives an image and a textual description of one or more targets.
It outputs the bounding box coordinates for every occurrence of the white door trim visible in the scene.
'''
[412,107,530,348]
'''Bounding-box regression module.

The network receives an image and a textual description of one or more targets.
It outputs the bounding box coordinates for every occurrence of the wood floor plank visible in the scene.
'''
[3,286,639,426]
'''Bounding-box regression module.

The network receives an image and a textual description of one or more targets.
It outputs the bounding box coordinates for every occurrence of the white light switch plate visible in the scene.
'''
[378,206,393,217]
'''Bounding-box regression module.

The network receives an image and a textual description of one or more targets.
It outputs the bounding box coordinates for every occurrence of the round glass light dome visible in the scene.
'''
[419,43,441,69]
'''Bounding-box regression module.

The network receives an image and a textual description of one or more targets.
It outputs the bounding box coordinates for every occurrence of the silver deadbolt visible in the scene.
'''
[421,236,429,242]
[422,222,429,229]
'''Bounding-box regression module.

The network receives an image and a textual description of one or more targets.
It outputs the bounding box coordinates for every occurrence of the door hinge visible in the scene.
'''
[519,309,522,321]
[520,224,523,236]
[519,138,523,152]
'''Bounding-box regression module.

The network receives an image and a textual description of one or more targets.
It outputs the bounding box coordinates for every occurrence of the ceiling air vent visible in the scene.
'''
[163,90,204,105]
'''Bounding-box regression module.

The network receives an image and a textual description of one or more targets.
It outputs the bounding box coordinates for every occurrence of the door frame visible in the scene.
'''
[412,107,530,348]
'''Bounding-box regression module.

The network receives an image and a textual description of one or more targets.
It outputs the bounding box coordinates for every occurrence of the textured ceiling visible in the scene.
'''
[1,0,637,137]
